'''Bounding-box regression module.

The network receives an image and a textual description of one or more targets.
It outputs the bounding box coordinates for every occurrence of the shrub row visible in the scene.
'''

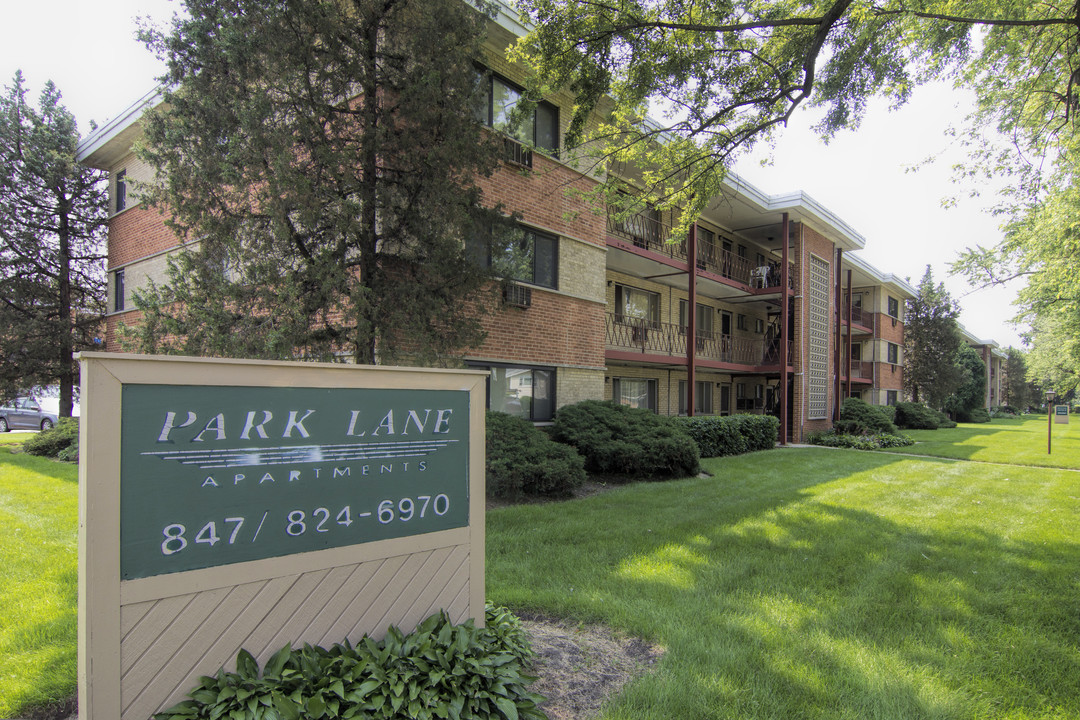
[551,401,700,479]
[894,401,954,430]
[156,604,544,720]
[23,417,79,462]
[486,411,586,499]
[806,431,915,450]
[955,407,991,423]
[671,414,778,458]
[835,398,898,436]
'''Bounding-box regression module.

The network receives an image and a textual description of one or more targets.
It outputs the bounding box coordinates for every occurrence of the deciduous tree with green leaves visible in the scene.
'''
[129,0,515,365]
[944,343,987,418]
[511,1,1080,235]
[0,72,107,415]
[903,266,964,409]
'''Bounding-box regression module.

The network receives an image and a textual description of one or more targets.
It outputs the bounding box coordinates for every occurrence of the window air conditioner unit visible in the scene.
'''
[503,283,532,308]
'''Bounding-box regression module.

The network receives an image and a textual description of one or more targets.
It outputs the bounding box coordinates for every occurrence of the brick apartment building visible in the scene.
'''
[960,325,1007,409]
[77,1,919,443]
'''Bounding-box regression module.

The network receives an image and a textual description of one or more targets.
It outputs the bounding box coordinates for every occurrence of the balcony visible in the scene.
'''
[605,314,790,368]
[841,303,875,333]
[844,361,876,381]
[606,206,794,290]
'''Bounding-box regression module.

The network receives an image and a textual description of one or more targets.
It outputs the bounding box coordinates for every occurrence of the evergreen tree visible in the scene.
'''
[0,72,107,415]
[1003,346,1034,410]
[903,266,964,409]
[130,0,514,364]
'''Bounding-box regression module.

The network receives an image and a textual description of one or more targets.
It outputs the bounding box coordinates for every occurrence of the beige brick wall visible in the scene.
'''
[561,239,606,302]
[556,367,605,408]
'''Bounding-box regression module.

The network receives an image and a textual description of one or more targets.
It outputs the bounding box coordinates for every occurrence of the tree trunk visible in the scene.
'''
[57,192,74,418]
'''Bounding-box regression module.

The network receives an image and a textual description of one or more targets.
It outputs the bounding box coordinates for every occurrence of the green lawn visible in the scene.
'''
[880,414,1080,469]
[0,445,79,718]
[5,424,1080,719]
[488,448,1080,719]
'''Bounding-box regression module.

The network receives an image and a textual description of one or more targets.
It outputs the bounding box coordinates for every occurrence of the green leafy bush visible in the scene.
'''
[894,401,946,430]
[878,404,897,422]
[552,400,700,479]
[833,397,898,436]
[486,411,586,499]
[806,431,915,450]
[22,418,79,461]
[155,603,544,720]
[673,414,778,458]
[955,407,991,423]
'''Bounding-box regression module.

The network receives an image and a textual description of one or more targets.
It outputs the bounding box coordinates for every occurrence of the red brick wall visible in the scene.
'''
[791,224,838,441]
[109,206,183,268]
[470,289,604,367]
[476,154,604,247]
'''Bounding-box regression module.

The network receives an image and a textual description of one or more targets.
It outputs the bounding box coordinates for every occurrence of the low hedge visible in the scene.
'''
[834,397,898,436]
[673,414,779,458]
[22,417,79,462]
[552,400,700,479]
[486,411,586,499]
[955,407,991,423]
[806,431,915,450]
[894,401,947,430]
[155,603,544,720]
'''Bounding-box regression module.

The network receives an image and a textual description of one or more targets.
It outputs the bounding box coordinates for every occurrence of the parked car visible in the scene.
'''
[0,397,59,432]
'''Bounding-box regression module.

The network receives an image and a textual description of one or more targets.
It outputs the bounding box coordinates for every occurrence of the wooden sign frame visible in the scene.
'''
[77,353,486,720]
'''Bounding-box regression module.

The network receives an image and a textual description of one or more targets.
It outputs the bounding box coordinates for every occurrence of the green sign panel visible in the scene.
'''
[1055,405,1069,415]
[120,385,470,580]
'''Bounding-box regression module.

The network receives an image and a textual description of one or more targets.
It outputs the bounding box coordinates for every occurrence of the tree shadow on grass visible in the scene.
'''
[607,500,1080,719]
[489,448,1080,718]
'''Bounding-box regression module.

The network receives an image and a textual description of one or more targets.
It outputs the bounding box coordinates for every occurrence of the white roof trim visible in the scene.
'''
[76,87,163,163]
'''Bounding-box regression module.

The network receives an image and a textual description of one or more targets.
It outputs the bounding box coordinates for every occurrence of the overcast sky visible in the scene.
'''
[1,0,1027,348]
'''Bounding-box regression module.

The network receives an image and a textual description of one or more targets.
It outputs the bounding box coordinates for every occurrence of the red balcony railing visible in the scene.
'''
[607,207,793,289]
[606,314,790,366]
[845,361,875,380]
[841,303,875,331]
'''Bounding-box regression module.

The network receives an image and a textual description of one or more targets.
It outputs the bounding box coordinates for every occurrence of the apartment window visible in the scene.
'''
[113,269,125,312]
[468,363,555,421]
[851,342,862,360]
[678,300,713,336]
[678,381,713,414]
[615,284,660,327]
[613,377,657,412]
[737,314,748,331]
[887,295,900,319]
[886,390,898,406]
[754,318,765,334]
[888,342,899,364]
[736,382,746,399]
[468,224,557,289]
[695,226,714,268]
[474,70,559,155]
[115,169,127,213]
